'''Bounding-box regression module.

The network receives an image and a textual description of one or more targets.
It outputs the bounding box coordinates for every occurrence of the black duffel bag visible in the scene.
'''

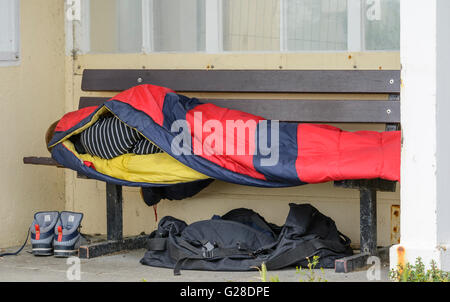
[140,203,352,275]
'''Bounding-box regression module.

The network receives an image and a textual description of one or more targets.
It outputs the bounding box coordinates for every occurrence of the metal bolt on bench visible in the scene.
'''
[24,69,400,270]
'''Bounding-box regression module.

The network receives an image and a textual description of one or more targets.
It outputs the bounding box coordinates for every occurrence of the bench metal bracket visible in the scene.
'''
[78,183,147,258]
[334,115,400,273]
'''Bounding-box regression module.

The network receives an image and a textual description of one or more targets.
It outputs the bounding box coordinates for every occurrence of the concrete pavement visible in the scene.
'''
[0,246,392,282]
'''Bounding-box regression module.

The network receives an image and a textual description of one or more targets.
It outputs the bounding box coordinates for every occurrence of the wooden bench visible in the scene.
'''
[24,69,400,272]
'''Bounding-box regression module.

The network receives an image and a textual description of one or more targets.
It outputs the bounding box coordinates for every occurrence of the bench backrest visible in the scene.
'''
[79,69,400,124]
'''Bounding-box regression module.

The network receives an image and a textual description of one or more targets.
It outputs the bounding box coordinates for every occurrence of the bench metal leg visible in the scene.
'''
[106,183,123,241]
[360,188,377,255]
[335,188,379,273]
[78,183,148,259]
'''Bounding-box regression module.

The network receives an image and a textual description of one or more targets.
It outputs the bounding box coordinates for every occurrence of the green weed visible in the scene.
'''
[296,256,328,282]
[390,257,449,282]
[257,256,327,282]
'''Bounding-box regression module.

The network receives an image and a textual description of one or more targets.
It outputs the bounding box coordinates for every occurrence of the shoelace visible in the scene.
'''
[0,224,31,257]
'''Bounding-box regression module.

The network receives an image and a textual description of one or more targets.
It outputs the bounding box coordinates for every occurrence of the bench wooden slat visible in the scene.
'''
[79,97,400,123]
[81,69,401,94]
[23,157,62,167]
[79,97,110,109]
[203,99,400,123]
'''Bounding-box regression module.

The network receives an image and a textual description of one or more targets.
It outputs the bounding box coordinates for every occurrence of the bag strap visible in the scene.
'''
[265,239,317,270]
[338,231,352,246]
[147,237,167,251]
[265,238,349,270]
[172,239,256,276]
[147,237,195,262]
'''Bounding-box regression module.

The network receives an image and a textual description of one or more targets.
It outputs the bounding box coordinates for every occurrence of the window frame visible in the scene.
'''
[347,0,364,52]
[78,0,398,54]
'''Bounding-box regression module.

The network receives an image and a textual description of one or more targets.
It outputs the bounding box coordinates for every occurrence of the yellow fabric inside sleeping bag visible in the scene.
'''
[62,140,210,184]
[55,105,210,184]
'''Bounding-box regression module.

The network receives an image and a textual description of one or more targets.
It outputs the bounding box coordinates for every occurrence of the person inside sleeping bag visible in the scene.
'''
[45,114,214,207]
[46,84,400,196]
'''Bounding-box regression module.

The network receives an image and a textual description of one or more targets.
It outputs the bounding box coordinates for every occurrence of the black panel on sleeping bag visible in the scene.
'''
[140,179,215,206]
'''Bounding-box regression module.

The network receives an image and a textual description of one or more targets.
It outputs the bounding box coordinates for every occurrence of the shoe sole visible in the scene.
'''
[32,247,53,256]
[53,247,78,258]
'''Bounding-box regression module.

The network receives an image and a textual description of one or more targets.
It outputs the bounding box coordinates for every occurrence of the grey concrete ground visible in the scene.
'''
[0,246,391,282]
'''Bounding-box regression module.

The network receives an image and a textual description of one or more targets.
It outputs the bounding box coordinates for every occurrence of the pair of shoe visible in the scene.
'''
[30,211,83,257]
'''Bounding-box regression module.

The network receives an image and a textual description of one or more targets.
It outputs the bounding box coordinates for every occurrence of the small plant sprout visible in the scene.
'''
[296,256,328,282]
[255,263,280,282]
[255,257,327,282]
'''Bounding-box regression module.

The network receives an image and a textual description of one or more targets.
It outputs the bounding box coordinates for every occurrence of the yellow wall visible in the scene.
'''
[68,52,400,248]
[0,0,66,247]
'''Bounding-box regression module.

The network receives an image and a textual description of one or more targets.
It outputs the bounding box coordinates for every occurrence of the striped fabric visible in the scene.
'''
[133,139,163,155]
[80,116,162,159]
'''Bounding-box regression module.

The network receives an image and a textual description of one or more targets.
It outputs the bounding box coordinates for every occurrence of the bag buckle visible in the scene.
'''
[202,241,215,259]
